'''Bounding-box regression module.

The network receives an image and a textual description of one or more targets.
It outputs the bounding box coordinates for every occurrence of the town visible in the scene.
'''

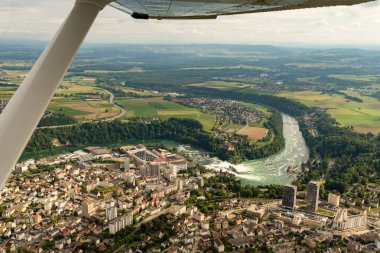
[0,144,378,252]
[176,97,265,126]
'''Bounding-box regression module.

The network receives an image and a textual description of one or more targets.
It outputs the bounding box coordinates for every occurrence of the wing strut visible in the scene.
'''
[0,0,113,188]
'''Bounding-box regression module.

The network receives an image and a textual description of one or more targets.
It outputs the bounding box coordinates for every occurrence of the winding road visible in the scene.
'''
[38,88,127,129]
[102,89,127,122]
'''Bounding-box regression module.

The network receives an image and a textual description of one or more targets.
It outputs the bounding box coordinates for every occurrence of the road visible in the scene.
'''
[37,88,127,129]
[102,89,127,122]
[0,69,11,75]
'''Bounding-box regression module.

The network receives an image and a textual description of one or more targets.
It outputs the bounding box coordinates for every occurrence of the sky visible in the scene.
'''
[1,0,380,47]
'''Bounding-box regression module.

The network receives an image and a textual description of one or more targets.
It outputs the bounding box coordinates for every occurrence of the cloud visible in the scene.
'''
[1,0,380,46]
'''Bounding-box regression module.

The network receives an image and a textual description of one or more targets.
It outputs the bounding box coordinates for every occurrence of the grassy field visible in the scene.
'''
[278,90,380,134]
[48,100,120,121]
[0,69,26,99]
[116,97,216,132]
[0,69,28,85]
[83,67,144,74]
[54,81,107,96]
[48,104,92,117]
[285,63,344,68]
[189,81,251,90]
[69,76,97,85]
[329,74,380,82]
[121,87,159,97]
[0,70,120,121]
[180,65,272,71]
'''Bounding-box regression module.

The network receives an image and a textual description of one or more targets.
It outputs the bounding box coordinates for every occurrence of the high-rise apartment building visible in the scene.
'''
[106,201,118,221]
[109,210,133,234]
[306,181,320,213]
[82,200,96,218]
[282,185,297,210]
[333,209,367,230]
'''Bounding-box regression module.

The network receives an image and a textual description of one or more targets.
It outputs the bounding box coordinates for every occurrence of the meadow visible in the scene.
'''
[189,80,251,90]
[0,69,121,122]
[329,74,380,82]
[48,100,120,121]
[278,90,380,134]
[115,97,216,132]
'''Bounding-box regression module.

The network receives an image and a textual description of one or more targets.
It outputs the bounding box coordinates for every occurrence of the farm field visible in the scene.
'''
[180,65,272,71]
[189,80,251,90]
[0,69,120,122]
[48,100,120,121]
[115,97,216,132]
[278,90,380,134]
[54,81,107,96]
[48,80,120,121]
[238,126,268,140]
[121,87,159,97]
[329,74,380,82]
[83,67,144,74]
[0,69,28,85]
[220,122,268,141]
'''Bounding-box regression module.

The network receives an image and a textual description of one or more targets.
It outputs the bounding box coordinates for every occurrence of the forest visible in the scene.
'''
[207,110,284,162]
[298,110,379,194]
[26,118,211,154]
[24,85,380,195]
[25,110,285,164]
[183,87,380,194]
[37,113,77,127]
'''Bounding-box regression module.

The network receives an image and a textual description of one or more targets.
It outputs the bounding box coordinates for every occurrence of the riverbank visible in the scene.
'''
[178,114,309,186]
[22,115,308,186]
[20,139,181,161]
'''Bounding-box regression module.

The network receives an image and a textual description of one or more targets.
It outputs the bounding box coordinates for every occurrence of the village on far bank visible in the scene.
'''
[0,143,379,253]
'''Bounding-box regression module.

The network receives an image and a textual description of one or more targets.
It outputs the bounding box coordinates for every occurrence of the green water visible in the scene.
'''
[178,114,309,186]
[21,115,308,187]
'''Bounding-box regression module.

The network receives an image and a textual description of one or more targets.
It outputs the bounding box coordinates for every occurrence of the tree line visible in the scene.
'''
[37,112,77,127]
[25,113,285,164]
[187,87,379,194]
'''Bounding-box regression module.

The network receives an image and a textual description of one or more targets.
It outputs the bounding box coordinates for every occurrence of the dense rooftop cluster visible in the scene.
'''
[0,144,379,252]
[177,97,265,125]
[0,145,207,252]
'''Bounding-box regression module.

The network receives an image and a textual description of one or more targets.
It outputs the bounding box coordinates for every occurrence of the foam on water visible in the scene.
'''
[178,114,309,186]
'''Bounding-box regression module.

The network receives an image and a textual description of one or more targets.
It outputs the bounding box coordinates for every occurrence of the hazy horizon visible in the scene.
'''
[1,38,380,51]
[1,0,380,47]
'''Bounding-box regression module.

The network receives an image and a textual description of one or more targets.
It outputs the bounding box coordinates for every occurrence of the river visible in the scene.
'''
[177,114,309,186]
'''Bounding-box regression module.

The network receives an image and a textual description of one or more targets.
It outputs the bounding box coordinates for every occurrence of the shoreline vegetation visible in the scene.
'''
[23,88,380,195]
[187,88,379,194]
[24,109,284,164]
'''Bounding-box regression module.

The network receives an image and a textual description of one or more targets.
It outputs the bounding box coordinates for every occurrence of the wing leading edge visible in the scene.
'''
[111,0,375,20]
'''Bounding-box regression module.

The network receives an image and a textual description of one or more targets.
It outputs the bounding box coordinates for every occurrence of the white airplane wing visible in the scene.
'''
[110,0,375,19]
